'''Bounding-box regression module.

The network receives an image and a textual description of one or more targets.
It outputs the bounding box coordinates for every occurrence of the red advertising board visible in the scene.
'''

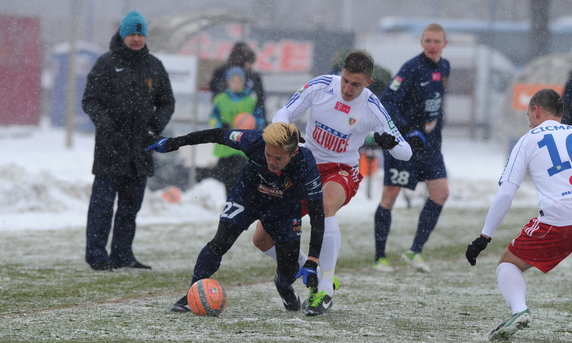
[0,15,41,125]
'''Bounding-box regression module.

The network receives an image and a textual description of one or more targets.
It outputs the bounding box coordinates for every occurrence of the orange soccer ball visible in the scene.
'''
[187,278,228,316]
[161,186,182,203]
[233,112,256,130]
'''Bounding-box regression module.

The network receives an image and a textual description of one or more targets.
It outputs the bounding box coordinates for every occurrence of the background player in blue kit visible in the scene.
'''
[146,122,325,313]
[466,89,572,341]
[373,23,450,273]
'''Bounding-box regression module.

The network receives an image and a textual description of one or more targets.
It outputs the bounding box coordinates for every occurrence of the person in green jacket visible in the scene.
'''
[210,66,264,194]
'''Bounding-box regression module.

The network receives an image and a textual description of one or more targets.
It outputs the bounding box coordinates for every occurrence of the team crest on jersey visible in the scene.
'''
[389,76,403,91]
[432,72,441,81]
[283,176,293,190]
[298,83,309,94]
[229,131,243,142]
[348,117,357,126]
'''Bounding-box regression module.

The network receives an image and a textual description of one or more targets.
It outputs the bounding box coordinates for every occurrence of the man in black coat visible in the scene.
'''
[82,10,175,271]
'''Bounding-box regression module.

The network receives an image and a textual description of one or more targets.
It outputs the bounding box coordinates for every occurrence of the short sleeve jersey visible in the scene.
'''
[277,75,404,166]
[500,120,572,226]
[220,129,323,204]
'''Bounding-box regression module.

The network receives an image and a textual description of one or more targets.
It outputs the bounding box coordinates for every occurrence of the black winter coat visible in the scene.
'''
[82,32,175,177]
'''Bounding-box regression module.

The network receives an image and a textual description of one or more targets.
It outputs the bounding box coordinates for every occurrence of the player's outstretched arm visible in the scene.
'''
[146,137,178,153]
[146,128,225,153]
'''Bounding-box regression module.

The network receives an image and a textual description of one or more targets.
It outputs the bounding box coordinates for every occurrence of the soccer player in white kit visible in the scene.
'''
[466,89,572,340]
[253,50,412,316]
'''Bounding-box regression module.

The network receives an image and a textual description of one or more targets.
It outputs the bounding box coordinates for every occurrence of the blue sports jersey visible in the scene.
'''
[221,129,323,205]
[382,53,450,151]
[217,129,323,241]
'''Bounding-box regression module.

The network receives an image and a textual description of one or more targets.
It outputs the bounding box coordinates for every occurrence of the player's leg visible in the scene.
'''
[191,220,244,283]
[253,221,309,269]
[274,240,301,311]
[497,249,532,313]
[405,152,448,271]
[487,218,568,340]
[262,209,304,311]
[171,220,244,312]
[374,153,415,270]
[409,177,448,254]
[488,249,532,340]
[304,180,344,316]
[373,185,401,270]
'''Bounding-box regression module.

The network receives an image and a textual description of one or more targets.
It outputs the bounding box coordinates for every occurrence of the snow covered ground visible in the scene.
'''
[3,121,567,343]
[0,121,537,232]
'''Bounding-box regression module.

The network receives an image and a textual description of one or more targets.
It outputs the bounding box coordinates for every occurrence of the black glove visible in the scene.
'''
[295,260,318,288]
[374,132,399,150]
[404,130,426,152]
[466,235,491,266]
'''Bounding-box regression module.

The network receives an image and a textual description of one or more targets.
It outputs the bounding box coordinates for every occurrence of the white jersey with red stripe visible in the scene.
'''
[273,74,410,166]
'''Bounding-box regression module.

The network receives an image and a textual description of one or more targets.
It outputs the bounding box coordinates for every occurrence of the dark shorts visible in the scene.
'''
[383,150,447,190]
[220,194,303,243]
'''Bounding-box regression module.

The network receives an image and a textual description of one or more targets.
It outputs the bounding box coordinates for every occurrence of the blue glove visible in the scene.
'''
[146,137,172,153]
[404,130,427,152]
[295,260,318,288]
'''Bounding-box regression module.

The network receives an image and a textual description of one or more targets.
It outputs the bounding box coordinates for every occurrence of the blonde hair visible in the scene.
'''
[262,122,301,153]
[423,23,446,40]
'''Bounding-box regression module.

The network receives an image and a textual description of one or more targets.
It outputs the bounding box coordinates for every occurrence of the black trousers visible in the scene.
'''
[85,175,146,268]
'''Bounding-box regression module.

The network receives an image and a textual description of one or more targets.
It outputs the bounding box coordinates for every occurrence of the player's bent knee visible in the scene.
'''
[430,190,449,205]
[380,186,401,209]
[252,223,274,251]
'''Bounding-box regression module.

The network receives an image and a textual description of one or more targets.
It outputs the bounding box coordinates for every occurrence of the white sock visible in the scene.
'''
[263,246,277,260]
[497,262,528,314]
[318,216,341,296]
[263,245,310,270]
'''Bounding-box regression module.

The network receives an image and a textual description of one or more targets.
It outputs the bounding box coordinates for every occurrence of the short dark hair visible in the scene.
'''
[343,50,374,78]
[530,88,563,117]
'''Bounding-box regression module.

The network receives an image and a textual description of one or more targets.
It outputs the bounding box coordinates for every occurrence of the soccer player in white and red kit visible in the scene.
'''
[253,50,412,316]
[466,89,572,340]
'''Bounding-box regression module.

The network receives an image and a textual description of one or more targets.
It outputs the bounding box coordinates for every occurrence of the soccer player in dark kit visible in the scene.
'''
[147,122,325,313]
